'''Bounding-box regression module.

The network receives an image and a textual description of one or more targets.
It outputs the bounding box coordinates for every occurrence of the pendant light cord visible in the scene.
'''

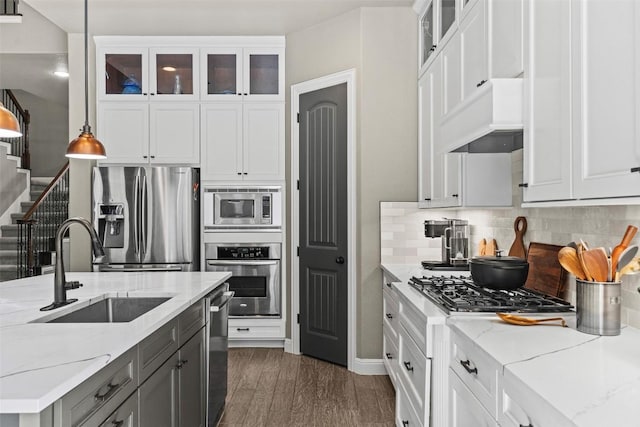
[83,0,90,132]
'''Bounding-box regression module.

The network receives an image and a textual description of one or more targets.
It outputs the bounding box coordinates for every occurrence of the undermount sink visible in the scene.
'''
[44,297,171,323]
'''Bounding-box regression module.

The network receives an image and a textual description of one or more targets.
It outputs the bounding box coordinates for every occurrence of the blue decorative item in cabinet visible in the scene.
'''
[122,74,142,94]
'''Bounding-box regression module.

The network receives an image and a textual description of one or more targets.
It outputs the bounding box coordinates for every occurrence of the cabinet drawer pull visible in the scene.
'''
[176,359,189,369]
[451,194,459,197]
[385,313,393,319]
[236,327,250,331]
[424,198,431,201]
[403,361,414,372]
[111,421,125,427]
[94,381,121,402]
[518,183,529,188]
[385,352,393,359]
[402,420,409,426]
[429,44,437,52]
[476,79,487,87]
[519,424,534,427]
[631,167,640,173]
[460,359,477,375]
[385,282,392,288]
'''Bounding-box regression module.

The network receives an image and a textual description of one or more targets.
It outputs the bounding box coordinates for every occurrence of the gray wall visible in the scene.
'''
[286,7,418,358]
[0,3,66,53]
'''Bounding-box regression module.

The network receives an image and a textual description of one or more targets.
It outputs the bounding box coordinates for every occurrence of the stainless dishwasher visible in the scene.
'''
[207,284,234,426]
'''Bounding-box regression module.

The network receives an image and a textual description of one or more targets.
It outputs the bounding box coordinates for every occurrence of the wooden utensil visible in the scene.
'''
[508,216,527,258]
[619,256,640,279]
[524,242,567,297]
[497,312,567,327]
[558,247,587,280]
[611,225,639,275]
[486,238,498,256]
[577,243,593,281]
[478,238,487,256]
[582,247,610,282]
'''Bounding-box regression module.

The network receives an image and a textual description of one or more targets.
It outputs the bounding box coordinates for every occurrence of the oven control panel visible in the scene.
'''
[218,246,270,259]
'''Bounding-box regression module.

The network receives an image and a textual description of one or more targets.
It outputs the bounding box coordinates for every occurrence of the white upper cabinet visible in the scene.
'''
[97,46,199,102]
[521,0,572,202]
[201,46,284,102]
[571,0,640,200]
[417,0,459,77]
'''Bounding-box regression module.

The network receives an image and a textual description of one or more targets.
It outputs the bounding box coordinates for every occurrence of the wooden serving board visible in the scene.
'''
[524,242,567,298]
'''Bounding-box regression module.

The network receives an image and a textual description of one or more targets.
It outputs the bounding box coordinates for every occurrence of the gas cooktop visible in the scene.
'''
[409,275,574,313]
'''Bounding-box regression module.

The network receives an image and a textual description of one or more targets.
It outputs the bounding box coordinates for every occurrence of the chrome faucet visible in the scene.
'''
[40,217,105,311]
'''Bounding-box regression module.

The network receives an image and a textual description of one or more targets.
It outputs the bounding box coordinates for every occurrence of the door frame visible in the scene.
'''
[290,69,357,370]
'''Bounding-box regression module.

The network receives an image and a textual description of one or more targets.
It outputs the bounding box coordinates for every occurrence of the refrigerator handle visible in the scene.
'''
[141,174,148,257]
[133,174,140,255]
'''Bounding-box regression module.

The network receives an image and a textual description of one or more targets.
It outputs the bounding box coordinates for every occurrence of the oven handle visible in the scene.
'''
[210,291,235,312]
[206,260,279,267]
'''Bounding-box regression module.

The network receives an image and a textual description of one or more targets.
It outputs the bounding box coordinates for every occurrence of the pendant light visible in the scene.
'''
[66,0,106,159]
[0,102,22,138]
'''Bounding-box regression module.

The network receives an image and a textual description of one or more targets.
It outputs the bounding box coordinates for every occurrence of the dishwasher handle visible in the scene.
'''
[210,291,235,312]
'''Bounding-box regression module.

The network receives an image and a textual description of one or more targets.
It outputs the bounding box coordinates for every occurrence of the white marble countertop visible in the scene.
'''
[0,271,231,414]
[382,263,640,426]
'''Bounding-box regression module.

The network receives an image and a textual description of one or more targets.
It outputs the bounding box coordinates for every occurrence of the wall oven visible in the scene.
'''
[204,243,281,317]
[203,187,282,230]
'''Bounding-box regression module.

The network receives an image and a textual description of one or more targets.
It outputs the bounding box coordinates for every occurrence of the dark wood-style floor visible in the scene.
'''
[219,348,396,427]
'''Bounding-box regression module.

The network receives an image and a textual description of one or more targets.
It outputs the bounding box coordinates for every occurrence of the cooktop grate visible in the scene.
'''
[409,275,574,313]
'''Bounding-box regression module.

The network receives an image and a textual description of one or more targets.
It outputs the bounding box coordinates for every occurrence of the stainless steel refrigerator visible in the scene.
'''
[92,166,200,271]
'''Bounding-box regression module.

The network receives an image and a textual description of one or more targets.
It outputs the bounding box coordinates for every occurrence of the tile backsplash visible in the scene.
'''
[380,150,640,328]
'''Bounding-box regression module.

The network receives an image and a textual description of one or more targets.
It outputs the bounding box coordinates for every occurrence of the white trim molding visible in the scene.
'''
[290,68,357,371]
[352,358,387,376]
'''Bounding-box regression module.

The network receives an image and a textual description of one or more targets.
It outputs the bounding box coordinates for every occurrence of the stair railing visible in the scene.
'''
[17,162,70,278]
[1,89,31,170]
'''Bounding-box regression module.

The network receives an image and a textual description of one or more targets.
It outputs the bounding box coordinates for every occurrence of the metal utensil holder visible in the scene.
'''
[576,279,621,336]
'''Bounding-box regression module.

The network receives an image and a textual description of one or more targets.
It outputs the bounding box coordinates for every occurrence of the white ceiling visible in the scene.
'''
[24,0,413,36]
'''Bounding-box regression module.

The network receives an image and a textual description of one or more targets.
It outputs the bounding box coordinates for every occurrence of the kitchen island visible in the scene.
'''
[382,263,640,426]
[0,271,231,425]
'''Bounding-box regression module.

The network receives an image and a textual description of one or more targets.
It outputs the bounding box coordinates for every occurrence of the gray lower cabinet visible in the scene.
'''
[98,392,138,427]
[139,327,206,427]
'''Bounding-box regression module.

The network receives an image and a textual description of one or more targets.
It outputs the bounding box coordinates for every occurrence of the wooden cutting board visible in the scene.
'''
[508,216,527,259]
[524,242,567,298]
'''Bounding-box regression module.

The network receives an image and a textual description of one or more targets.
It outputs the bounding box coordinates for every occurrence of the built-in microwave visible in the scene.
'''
[203,187,282,230]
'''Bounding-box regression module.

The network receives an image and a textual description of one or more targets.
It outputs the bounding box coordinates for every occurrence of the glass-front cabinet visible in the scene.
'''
[417,0,460,76]
[419,1,436,73]
[201,47,284,101]
[98,47,199,101]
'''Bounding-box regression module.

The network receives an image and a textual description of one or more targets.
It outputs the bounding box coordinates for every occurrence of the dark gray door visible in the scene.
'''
[299,83,348,366]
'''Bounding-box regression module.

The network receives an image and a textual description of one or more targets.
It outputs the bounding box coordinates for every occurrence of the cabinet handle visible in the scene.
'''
[429,44,437,52]
[476,79,487,87]
[237,327,250,331]
[244,93,248,96]
[150,155,155,159]
[237,172,242,175]
[385,352,393,359]
[460,359,478,375]
[631,167,640,173]
[385,313,393,319]
[150,93,155,96]
[111,421,125,427]
[424,198,431,201]
[402,420,409,426]
[243,172,248,175]
[143,155,148,159]
[451,194,459,197]
[519,424,534,427]
[237,93,242,96]
[94,381,121,402]
[518,183,529,188]
[385,282,392,288]
[403,361,414,372]
[142,93,148,96]
[176,359,189,369]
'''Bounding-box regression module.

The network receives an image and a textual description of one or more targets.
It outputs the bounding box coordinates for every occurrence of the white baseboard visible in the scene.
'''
[352,358,387,375]
[283,338,298,354]
[228,339,284,348]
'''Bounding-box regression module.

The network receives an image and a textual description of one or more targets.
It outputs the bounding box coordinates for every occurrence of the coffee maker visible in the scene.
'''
[422,218,470,270]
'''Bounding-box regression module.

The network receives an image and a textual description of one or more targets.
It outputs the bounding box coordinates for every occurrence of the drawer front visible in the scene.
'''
[383,287,400,342]
[449,330,499,418]
[382,329,399,388]
[178,299,206,345]
[396,379,423,427]
[449,369,498,427]
[398,325,431,424]
[398,294,427,354]
[97,391,139,427]
[499,375,574,427]
[138,319,179,383]
[229,325,283,339]
[61,348,137,427]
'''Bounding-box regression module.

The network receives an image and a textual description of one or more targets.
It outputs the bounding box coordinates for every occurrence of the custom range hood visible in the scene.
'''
[440,79,524,154]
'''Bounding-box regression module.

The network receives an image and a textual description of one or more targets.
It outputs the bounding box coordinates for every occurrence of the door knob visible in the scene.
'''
[336,256,345,264]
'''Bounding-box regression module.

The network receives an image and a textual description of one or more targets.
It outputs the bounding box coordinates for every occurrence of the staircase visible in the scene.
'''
[0,178,68,281]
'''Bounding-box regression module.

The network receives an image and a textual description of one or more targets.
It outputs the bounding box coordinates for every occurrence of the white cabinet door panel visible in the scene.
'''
[460,0,488,102]
[97,103,149,164]
[572,0,640,199]
[522,0,572,201]
[201,104,243,181]
[449,369,498,427]
[442,32,462,117]
[149,103,199,164]
[243,103,284,181]
[418,70,433,206]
